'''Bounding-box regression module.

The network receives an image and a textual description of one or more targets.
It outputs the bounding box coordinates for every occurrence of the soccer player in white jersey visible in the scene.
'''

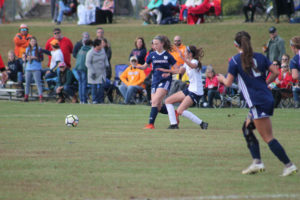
[157,45,208,130]
[217,31,297,176]
[137,35,179,129]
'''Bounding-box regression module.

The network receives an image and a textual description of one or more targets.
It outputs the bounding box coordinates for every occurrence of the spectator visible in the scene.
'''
[95,27,111,49]
[118,56,146,105]
[204,65,219,108]
[144,41,155,103]
[140,0,163,25]
[81,0,99,25]
[44,39,64,92]
[179,0,202,22]
[6,51,24,96]
[95,0,114,24]
[102,38,114,103]
[129,37,147,65]
[272,0,294,23]
[85,39,109,104]
[73,32,90,58]
[242,0,258,23]
[14,24,32,59]
[23,37,44,103]
[267,60,282,108]
[0,54,7,88]
[56,0,78,25]
[75,39,93,104]
[263,26,285,62]
[153,0,179,24]
[289,36,300,108]
[45,28,73,68]
[51,0,58,22]
[169,35,188,96]
[281,53,290,67]
[56,62,78,103]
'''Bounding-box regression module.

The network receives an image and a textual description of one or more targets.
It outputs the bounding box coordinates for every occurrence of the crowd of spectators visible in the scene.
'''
[0,22,299,108]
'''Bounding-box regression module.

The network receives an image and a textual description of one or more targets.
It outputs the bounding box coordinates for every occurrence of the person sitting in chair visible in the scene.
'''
[56,62,78,103]
[118,56,146,105]
[56,0,78,25]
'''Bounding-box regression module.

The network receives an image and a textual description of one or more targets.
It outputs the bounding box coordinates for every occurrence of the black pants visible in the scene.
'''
[243,6,256,22]
[95,8,113,24]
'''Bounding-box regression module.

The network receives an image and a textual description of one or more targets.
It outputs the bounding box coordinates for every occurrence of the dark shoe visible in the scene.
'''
[200,122,208,130]
[167,124,179,129]
[56,21,61,25]
[23,95,29,102]
[57,98,65,103]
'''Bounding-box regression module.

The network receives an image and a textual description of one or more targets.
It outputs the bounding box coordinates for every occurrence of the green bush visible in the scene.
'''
[222,0,243,15]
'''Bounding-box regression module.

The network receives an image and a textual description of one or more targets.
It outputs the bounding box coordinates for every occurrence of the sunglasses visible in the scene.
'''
[273,63,279,65]
[20,28,28,31]
[54,32,61,35]
[281,58,288,61]
[174,40,181,42]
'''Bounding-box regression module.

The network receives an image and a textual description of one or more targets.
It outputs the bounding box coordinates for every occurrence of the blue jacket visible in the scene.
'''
[25,46,43,71]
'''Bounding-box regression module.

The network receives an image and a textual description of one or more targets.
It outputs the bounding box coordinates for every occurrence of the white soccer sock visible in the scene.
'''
[166,104,177,125]
[181,110,203,125]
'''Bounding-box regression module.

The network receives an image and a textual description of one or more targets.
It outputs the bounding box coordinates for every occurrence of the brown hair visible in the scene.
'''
[290,36,300,49]
[235,31,254,74]
[188,45,204,70]
[154,35,172,52]
[135,37,146,49]
[28,36,39,59]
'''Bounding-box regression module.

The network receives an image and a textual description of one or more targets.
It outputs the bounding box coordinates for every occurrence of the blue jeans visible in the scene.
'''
[91,83,104,103]
[77,70,87,103]
[292,87,300,104]
[207,89,218,107]
[118,83,143,104]
[57,1,71,22]
[55,84,76,97]
[25,70,43,96]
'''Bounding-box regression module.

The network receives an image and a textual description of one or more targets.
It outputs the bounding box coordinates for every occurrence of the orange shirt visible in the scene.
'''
[170,44,186,66]
[14,33,32,58]
[120,64,146,87]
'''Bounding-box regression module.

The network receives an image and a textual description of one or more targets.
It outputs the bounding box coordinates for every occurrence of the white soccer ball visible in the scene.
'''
[65,114,79,127]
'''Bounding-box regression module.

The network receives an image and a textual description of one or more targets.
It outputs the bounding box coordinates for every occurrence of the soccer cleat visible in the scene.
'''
[282,164,298,177]
[175,110,180,125]
[242,162,265,175]
[200,122,208,129]
[143,124,155,129]
[167,124,179,129]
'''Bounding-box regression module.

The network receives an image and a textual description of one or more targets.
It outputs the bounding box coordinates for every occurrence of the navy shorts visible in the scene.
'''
[182,88,202,104]
[151,80,171,94]
[249,103,274,120]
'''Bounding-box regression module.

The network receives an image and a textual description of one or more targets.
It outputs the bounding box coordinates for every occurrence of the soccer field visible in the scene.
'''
[0,101,299,200]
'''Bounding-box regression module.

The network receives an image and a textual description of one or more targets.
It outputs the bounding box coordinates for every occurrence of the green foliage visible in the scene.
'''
[222,0,243,15]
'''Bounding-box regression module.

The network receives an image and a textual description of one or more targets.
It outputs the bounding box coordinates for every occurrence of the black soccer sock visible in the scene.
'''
[159,104,168,114]
[268,139,291,165]
[149,107,158,124]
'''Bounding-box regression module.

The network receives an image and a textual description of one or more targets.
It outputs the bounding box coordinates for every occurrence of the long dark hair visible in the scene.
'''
[154,35,172,52]
[135,37,146,49]
[187,45,204,71]
[235,31,254,74]
[28,36,39,58]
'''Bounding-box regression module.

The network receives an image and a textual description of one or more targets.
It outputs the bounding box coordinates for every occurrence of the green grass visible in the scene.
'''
[1,17,300,74]
[0,101,299,200]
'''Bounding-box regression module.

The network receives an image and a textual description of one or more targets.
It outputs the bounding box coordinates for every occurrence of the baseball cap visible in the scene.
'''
[269,26,277,34]
[50,39,59,46]
[130,56,137,62]
[19,24,28,30]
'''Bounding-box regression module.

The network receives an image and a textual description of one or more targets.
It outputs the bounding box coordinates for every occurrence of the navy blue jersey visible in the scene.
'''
[290,54,300,71]
[146,51,176,86]
[228,52,273,107]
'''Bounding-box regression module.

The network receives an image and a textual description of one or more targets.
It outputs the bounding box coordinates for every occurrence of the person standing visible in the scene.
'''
[85,39,109,104]
[45,28,73,68]
[217,31,297,176]
[272,0,294,23]
[157,45,208,129]
[129,37,147,65]
[14,24,32,59]
[75,39,93,104]
[263,26,285,62]
[289,36,300,108]
[24,37,44,103]
[73,32,90,58]
[137,35,178,129]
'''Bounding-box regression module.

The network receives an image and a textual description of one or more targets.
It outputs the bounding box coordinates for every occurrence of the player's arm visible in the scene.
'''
[136,62,149,70]
[217,73,234,87]
[291,69,299,81]
[266,64,279,85]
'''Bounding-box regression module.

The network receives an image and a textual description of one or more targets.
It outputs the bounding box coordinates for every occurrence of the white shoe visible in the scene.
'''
[282,164,298,177]
[242,162,265,175]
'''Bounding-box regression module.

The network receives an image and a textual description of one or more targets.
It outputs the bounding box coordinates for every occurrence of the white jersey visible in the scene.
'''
[50,49,64,70]
[183,59,204,95]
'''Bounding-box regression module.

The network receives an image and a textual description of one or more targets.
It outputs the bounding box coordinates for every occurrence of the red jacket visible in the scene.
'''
[0,54,5,72]
[277,70,294,89]
[45,37,73,68]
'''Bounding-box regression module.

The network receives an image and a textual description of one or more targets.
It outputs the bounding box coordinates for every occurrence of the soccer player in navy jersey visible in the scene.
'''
[137,35,179,129]
[157,45,208,130]
[217,31,298,176]
[289,36,300,108]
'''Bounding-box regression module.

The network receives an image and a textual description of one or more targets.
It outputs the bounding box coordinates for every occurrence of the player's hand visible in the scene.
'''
[162,73,171,78]
[217,74,225,83]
